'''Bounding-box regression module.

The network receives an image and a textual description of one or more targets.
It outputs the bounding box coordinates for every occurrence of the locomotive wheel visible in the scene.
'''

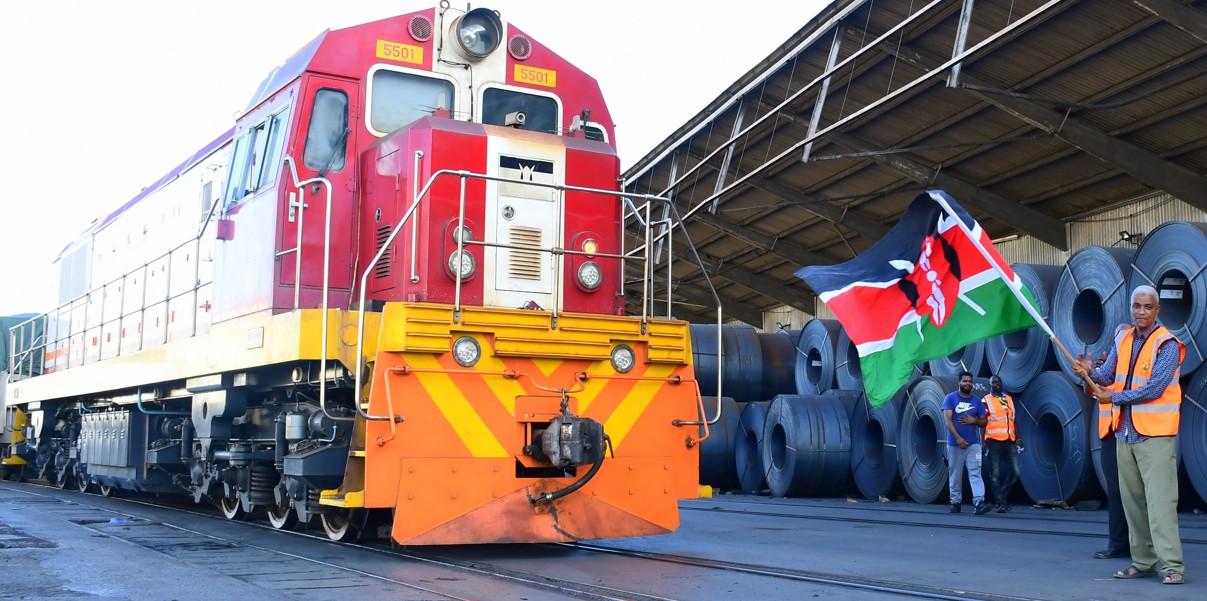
[99,485,117,498]
[320,511,357,542]
[219,496,248,521]
[76,475,91,494]
[266,504,298,530]
[55,472,72,490]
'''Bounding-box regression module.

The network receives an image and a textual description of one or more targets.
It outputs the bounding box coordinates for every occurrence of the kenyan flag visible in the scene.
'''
[797,191,1041,406]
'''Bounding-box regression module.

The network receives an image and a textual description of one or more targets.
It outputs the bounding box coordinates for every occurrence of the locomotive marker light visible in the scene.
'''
[577,261,602,290]
[452,336,482,367]
[447,250,476,280]
[611,344,636,373]
[451,8,503,60]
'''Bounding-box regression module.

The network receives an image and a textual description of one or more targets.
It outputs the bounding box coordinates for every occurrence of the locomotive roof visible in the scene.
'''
[621,0,1207,325]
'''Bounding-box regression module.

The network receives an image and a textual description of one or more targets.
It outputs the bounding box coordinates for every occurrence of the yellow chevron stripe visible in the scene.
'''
[603,364,676,449]
[406,354,508,457]
[477,354,525,414]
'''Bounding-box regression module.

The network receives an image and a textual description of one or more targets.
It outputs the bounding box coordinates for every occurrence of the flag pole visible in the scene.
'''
[928,192,1078,365]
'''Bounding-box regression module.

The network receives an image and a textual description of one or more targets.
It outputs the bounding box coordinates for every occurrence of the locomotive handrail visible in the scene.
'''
[353,168,684,424]
[622,195,726,425]
[280,156,342,425]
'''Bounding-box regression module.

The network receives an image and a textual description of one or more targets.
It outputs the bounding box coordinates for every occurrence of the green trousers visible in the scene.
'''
[1117,435,1183,574]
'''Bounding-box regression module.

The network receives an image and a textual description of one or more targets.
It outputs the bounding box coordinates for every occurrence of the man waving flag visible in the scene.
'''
[797,190,1042,406]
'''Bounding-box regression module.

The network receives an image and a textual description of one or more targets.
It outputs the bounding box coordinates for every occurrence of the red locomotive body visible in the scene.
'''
[4,6,704,545]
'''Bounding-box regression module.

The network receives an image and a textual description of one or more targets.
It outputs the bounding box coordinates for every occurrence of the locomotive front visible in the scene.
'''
[3,5,707,545]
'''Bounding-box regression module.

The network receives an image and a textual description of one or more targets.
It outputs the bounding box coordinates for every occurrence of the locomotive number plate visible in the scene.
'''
[376,40,424,65]
[514,65,556,88]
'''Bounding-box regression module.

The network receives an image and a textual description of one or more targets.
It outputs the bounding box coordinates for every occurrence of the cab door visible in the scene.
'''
[277,76,361,305]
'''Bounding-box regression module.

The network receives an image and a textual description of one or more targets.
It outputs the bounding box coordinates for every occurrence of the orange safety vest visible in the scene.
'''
[984,392,1016,442]
[1109,324,1184,437]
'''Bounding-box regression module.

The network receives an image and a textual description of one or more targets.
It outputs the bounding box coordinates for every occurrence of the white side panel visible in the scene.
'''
[212,192,279,322]
[484,135,565,310]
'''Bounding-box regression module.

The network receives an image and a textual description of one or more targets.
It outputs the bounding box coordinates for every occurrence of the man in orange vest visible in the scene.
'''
[1075,285,1184,585]
[983,375,1020,513]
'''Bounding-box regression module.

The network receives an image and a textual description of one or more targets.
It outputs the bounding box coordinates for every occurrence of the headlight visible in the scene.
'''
[581,238,599,256]
[452,226,473,244]
[453,8,502,59]
[577,261,602,291]
[452,336,481,367]
[448,250,476,280]
[611,345,636,373]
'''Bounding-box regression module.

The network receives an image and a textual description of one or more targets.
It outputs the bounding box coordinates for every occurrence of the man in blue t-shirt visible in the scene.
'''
[943,370,989,514]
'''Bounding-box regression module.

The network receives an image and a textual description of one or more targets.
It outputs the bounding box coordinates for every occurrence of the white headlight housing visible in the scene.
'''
[452,8,503,60]
[448,250,476,280]
[577,261,602,291]
[611,344,636,373]
[452,336,481,367]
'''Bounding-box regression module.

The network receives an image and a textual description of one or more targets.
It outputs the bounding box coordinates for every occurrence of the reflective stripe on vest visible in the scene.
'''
[1111,324,1184,437]
[984,393,1016,441]
[1097,400,1114,440]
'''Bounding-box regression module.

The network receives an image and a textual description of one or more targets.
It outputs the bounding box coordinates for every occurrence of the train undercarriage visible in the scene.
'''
[5,360,383,541]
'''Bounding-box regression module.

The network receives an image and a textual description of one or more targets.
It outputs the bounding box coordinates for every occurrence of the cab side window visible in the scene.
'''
[303,89,348,173]
[225,107,289,203]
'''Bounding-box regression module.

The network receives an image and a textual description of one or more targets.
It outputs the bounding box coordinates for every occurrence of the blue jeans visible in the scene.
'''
[985,439,1019,505]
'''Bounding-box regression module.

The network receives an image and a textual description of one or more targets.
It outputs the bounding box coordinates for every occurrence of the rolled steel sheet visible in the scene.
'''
[850,387,906,500]
[928,340,987,379]
[697,396,741,491]
[759,330,801,398]
[1181,367,1207,504]
[795,319,842,394]
[1017,371,1099,504]
[691,324,763,403]
[897,376,953,504]
[761,394,852,497]
[835,327,864,391]
[985,264,1061,392]
[1128,221,1207,374]
[1053,247,1134,381]
[735,401,771,493]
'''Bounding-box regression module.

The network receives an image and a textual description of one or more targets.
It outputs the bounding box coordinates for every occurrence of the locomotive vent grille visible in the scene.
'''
[508,226,543,281]
[375,225,392,278]
[409,16,433,41]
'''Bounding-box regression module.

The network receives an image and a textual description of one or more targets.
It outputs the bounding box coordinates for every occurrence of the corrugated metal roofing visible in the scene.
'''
[622,0,1207,324]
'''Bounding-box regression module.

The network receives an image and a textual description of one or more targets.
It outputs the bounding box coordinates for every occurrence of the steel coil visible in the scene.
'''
[697,396,741,491]
[928,340,987,379]
[1053,247,1134,381]
[835,327,864,391]
[897,376,955,504]
[850,387,906,500]
[759,330,801,398]
[795,319,842,394]
[985,264,1061,392]
[735,401,771,493]
[1016,371,1098,504]
[762,394,852,497]
[1128,221,1207,374]
[1181,366,1207,504]
[691,324,763,403]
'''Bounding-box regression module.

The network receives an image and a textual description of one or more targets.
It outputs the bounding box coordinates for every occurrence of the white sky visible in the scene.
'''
[0,0,828,316]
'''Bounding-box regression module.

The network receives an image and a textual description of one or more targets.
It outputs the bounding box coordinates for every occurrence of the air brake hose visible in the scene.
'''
[528,434,613,505]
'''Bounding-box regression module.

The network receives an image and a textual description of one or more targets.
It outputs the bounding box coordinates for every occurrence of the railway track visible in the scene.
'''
[4,482,1202,601]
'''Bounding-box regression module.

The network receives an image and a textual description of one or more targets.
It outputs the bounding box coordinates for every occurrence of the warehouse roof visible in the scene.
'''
[621,0,1207,326]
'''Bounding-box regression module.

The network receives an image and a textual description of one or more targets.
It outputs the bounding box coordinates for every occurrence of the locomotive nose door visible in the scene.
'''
[484,143,564,310]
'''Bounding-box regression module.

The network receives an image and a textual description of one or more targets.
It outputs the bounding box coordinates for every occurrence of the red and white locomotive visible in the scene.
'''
[3,5,705,545]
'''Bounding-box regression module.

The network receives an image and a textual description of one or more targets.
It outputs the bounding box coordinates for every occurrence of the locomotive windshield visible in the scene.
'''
[369,69,456,135]
[482,88,557,134]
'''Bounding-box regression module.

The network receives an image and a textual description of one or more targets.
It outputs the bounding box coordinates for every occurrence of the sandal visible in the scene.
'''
[1162,572,1185,585]
[1113,565,1155,579]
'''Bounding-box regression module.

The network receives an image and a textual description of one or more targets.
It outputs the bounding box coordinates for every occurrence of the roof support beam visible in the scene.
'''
[690,251,816,315]
[891,43,1207,217]
[654,283,766,326]
[824,131,1070,250]
[690,210,835,267]
[1130,0,1207,44]
[746,176,892,240]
